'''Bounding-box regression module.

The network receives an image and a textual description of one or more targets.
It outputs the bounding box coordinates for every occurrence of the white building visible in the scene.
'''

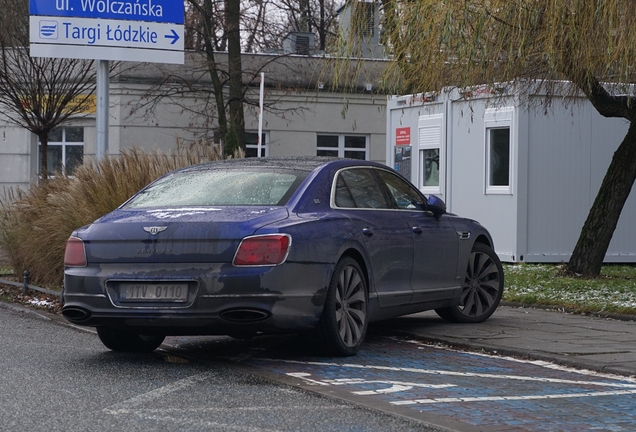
[0,52,388,198]
[386,86,636,263]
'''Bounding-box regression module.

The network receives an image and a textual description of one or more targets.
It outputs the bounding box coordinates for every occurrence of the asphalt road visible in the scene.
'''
[0,304,437,432]
[4,302,636,432]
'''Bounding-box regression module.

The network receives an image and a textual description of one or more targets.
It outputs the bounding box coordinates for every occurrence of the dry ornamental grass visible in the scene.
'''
[0,140,241,288]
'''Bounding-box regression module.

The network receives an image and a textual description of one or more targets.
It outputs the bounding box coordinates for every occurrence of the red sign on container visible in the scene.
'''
[396,127,411,145]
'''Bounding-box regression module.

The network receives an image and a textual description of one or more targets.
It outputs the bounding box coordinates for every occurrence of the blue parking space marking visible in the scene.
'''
[245,336,636,431]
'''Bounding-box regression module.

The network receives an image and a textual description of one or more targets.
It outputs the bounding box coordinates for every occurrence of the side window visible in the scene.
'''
[376,169,424,210]
[418,114,443,194]
[487,128,510,187]
[335,168,390,209]
[484,107,514,194]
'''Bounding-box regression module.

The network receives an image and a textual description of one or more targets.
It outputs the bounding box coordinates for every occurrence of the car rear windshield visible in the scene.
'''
[123,168,305,207]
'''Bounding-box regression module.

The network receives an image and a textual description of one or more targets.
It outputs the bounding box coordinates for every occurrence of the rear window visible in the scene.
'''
[124,168,304,208]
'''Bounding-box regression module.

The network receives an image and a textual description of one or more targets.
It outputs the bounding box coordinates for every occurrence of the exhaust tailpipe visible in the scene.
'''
[62,306,91,322]
[220,308,270,323]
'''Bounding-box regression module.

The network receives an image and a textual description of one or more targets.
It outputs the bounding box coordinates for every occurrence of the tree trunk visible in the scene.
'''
[38,132,49,180]
[567,120,636,275]
[225,0,245,152]
[199,0,227,140]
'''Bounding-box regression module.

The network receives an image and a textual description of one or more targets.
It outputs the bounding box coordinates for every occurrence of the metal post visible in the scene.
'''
[257,72,264,158]
[96,59,109,160]
[22,270,30,295]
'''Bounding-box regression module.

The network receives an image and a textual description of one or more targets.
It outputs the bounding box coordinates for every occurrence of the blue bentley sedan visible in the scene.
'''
[62,157,503,356]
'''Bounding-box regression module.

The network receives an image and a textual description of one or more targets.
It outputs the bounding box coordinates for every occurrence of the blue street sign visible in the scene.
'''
[29,0,184,25]
[29,0,184,64]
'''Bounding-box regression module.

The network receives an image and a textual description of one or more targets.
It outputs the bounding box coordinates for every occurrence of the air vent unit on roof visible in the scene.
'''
[283,32,315,55]
[295,35,310,55]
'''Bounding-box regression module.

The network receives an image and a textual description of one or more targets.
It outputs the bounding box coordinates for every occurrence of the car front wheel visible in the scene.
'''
[316,257,368,356]
[435,243,504,323]
[96,327,165,352]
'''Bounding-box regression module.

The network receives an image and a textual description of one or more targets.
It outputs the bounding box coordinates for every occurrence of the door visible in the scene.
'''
[374,169,459,303]
[334,168,414,307]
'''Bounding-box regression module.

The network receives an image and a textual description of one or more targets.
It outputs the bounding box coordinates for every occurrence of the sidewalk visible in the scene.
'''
[378,305,636,377]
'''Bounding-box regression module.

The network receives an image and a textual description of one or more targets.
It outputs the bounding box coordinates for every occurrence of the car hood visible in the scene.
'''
[75,206,289,264]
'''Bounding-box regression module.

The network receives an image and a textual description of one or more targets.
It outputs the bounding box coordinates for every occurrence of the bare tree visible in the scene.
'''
[0,0,96,179]
[146,0,339,154]
[376,0,636,276]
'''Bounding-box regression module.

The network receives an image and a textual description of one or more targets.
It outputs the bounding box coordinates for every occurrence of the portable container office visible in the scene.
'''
[386,86,636,263]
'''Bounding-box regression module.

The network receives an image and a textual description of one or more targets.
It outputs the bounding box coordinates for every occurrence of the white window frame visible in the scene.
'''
[37,126,84,176]
[484,107,514,195]
[417,113,444,195]
[245,131,269,157]
[316,134,369,160]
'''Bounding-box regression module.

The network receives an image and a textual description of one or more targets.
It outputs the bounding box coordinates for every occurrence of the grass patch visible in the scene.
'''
[504,263,636,316]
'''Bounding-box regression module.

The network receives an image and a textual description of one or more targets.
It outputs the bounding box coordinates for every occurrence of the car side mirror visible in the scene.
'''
[427,195,446,220]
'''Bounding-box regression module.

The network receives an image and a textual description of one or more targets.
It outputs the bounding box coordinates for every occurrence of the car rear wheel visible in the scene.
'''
[316,257,368,356]
[435,243,504,323]
[96,327,165,352]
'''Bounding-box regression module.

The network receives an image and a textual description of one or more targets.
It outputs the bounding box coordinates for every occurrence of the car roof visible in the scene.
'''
[177,157,383,173]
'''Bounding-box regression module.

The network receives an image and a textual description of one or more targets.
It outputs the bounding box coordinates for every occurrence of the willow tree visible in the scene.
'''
[379,0,636,276]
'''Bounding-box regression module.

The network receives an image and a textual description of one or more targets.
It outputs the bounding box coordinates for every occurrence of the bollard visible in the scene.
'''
[22,270,30,295]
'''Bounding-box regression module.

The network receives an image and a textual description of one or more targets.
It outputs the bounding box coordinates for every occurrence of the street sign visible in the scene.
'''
[29,0,184,64]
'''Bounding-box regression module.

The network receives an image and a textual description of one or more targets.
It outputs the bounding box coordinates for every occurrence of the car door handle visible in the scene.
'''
[412,226,423,234]
[362,227,373,237]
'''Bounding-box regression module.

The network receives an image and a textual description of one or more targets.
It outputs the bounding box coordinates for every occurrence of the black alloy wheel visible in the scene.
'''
[435,242,504,323]
[316,256,368,356]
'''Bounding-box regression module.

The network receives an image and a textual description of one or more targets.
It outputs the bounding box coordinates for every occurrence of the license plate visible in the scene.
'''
[119,283,188,302]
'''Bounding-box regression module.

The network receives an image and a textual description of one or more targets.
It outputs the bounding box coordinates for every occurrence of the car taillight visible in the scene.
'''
[233,234,291,266]
[64,236,87,267]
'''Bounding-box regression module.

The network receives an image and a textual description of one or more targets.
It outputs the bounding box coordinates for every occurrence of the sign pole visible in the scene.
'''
[96,59,109,160]
[257,72,264,158]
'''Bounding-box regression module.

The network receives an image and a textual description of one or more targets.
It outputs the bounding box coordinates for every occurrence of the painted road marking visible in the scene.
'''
[284,369,636,404]
[263,358,636,389]
[393,389,636,405]
[242,336,636,430]
[103,371,214,414]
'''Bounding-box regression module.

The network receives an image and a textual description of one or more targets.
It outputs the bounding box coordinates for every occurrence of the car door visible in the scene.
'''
[334,167,414,307]
[374,169,460,304]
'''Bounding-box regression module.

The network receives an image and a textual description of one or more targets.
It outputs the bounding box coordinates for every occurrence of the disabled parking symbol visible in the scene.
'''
[39,20,58,39]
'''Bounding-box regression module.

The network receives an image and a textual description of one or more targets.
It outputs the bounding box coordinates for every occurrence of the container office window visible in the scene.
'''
[245,131,269,157]
[38,127,84,176]
[317,134,368,160]
[418,114,444,195]
[484,107,514,194]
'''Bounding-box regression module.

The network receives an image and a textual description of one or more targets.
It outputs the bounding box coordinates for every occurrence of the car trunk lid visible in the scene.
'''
[79,206,289,264]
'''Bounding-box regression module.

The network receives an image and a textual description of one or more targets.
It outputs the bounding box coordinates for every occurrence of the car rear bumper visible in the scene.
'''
[63,261,331,334]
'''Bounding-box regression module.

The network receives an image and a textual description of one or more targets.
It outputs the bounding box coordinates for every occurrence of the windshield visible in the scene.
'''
[124,168,304,208]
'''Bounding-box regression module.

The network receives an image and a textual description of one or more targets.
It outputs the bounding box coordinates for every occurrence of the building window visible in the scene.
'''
[487,128,510,187]
[484,107,514,194]
[38,127,84,175]
[317,134,368,160]
[418,114,444,195]
[245,131,268,157]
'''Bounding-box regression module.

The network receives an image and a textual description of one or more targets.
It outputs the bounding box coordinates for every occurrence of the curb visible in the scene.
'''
[395,331,636,378]
[500,301,636,322]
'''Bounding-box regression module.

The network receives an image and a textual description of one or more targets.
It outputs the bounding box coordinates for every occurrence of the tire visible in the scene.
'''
[316,257,368,356]
[435,243,504,323]
[96,327,165,352]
